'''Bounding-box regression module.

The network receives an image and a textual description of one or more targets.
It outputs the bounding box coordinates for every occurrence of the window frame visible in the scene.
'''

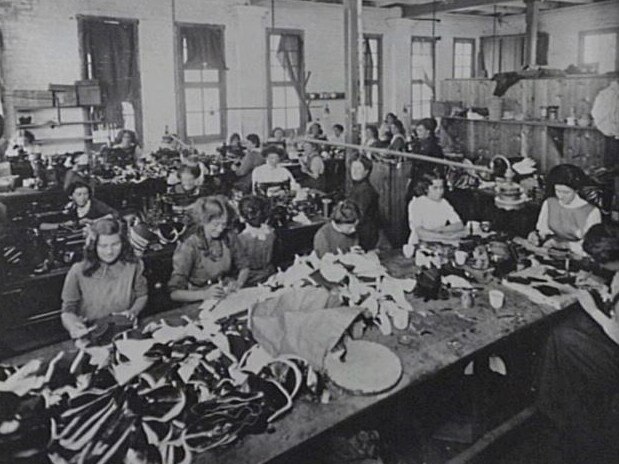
[410,36,437,121]
[362,34,383,126]
[579,27,619,73]
[176,22,227,144]
[452,38,476,79]
[266,28,306,134]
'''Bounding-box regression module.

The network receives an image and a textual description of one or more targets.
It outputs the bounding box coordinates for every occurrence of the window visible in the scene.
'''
[580,29,619,73]
[410,37,435,120]
[362,35,382,125]
[178,24,227,142]
[268,31,305,132]
[453,38,475,79]
[80,17,141,142]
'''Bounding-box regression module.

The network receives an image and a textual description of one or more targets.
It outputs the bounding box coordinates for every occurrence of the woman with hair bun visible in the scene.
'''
[528,163,601,254]
[60,217,147,338]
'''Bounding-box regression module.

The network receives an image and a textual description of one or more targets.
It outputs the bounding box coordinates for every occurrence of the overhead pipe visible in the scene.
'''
[297,137,493,174]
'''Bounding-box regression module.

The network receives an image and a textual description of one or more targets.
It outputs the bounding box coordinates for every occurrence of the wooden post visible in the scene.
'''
[343,0,360,145]
[343,0,361,193]
[525,0,539,67]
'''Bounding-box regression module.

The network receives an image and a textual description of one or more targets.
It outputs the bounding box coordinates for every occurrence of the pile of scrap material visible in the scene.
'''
[0,315,316,464]
[263,250,417,334]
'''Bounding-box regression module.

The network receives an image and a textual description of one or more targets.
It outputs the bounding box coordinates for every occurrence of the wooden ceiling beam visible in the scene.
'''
[398,0,518,18]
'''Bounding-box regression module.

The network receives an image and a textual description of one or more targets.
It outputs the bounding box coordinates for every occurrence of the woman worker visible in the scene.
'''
[349,154,380,251]
[41,181,117,230]
[252,145,299,196]
[168,196,250,303]
[233,134,265,194]
[61,218,148,338]
[299,141,326,192]
[113,129,143,162]
[537,223,619,463]
[528,163,601,255]
[408,118,444,199]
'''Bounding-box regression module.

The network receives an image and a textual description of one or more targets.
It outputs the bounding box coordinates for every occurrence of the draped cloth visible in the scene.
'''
[183,26,226,70]
[363,38,373,107]
[276,35,311,122]
[83,20,141,134]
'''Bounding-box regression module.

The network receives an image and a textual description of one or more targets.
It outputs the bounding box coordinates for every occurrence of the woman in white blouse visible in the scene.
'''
[529,164,601,255]
[252,145,299,195]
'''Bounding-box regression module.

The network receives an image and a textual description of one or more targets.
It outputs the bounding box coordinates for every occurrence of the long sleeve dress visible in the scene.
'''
[349,179,380,251]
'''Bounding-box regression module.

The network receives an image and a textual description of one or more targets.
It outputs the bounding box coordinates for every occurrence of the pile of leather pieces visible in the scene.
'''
[0,317,318,464]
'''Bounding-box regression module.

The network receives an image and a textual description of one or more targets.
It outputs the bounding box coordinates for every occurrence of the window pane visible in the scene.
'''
[286,86,299,107]
[185,88,202,112]
[184,70,202,82]
[202,69,219,83]
[271,62,286,82]
[272,108,287,129]
[202,88,221,136]
[583,33,617,73]
[272,86,287,109]
[186,112,203,137]
[286,107,300,130]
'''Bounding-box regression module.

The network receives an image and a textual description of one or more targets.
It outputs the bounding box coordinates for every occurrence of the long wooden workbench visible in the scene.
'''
[5,251,568,464]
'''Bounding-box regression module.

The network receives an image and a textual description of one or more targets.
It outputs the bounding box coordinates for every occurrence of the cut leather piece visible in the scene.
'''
[534,285,562,297]
[135,385,186,423]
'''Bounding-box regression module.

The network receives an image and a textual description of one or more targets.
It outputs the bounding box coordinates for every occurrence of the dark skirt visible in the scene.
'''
[537,310,619,463]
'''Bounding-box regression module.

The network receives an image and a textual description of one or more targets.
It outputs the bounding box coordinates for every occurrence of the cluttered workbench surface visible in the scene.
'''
[2,237,590,464]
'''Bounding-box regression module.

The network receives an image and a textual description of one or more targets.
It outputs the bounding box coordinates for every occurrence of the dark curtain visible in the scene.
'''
[183,27,226,70]
[536,33,549,66]
[83,20,141,133]
[363,38,373,106]
[276,35,311,123]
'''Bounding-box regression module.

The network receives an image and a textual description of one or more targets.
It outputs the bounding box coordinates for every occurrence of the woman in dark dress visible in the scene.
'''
[348,155,380,251]
[537,223,619,464]
[408,118,444,199]
[388,119,407,152]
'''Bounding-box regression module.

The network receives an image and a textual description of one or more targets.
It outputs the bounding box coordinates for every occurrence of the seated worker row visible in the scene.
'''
[252,145,299,195]
[40,181,117,230]
[59,195,276,338]
[313,157,381,257]
[528,163,601,255]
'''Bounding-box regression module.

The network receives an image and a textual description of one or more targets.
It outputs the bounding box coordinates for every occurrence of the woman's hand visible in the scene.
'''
[227,280,240,294]
[527,231,541,246]
[201,284,226,300]
[62,313,91,339]
[114,311,137,324]
[577,289,619,345]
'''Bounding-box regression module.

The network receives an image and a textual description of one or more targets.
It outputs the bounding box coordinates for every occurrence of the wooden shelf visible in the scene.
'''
[442,116,599,131]
[34,136,94,145]
[17,120,103,129]
[14,105,83,112]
